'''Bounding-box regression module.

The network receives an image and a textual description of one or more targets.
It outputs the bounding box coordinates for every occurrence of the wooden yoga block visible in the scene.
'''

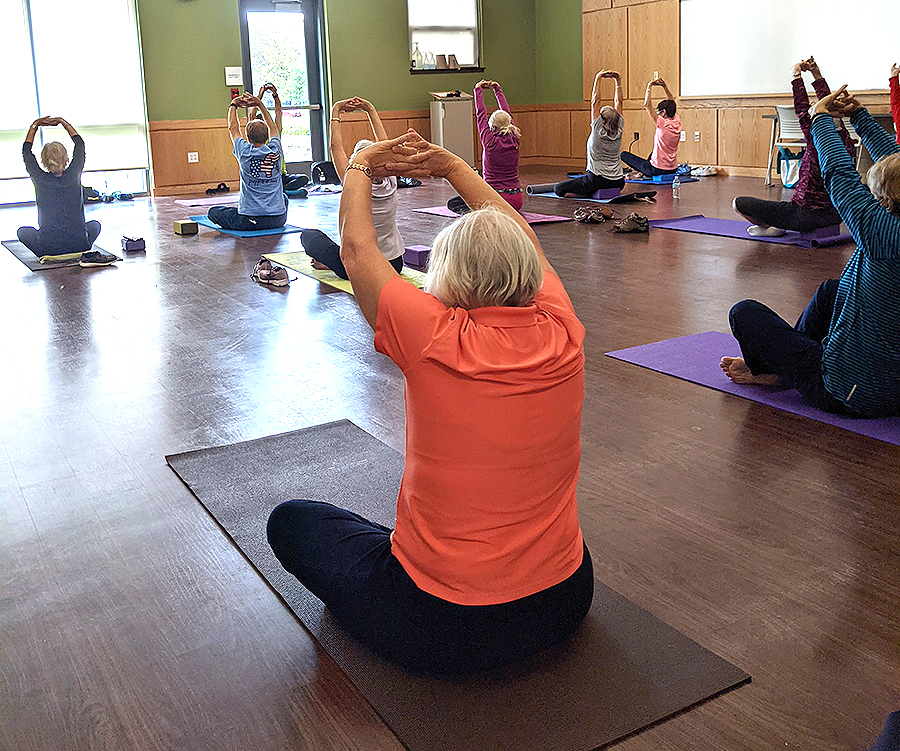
[403,245,430,268]
[173,220,198,236]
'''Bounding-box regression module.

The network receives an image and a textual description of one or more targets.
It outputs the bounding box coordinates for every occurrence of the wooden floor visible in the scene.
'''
[1,170,897,751]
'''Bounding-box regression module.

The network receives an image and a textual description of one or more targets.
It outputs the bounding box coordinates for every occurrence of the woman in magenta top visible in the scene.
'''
[447,80,523,214]
[890,62,900,145]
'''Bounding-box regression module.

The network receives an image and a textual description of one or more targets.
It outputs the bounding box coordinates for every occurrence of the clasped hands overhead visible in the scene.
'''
[351,130,457,181]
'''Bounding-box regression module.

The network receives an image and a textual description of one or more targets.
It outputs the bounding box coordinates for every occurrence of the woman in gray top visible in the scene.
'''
[18,117,108,266]
[554,70,625,197]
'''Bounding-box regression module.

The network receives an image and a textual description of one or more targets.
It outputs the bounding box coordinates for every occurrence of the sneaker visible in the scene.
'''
[747,225,786,237]
[79,250,117,267]
[610,212,650,233]
[251,257,289,287]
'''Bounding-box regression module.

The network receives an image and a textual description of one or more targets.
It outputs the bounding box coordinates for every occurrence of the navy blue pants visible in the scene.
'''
[267,499,594,675]
[728,279,856,414]
[620,151,676,177]
[300,229,403,279]
[17,220,101,256]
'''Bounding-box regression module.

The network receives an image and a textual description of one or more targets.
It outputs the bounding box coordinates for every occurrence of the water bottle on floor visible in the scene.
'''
[672,175,680,199]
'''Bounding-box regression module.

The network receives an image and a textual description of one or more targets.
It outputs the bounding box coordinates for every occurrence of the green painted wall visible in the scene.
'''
[324,0,536,111]
[534,0,583,104]
[137,0,242,121]
[136,0,582,122]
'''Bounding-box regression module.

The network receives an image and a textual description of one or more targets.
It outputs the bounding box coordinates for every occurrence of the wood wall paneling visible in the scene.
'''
[536,110,573,158]
[626,0,679,102]
[582,0,612,11]
[718,107,774,168]
[676,107,718,165]
[148,120,239,195]
[582,7,629,101]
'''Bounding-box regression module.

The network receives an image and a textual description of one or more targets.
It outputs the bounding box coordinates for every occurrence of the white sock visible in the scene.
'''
[748,225,786,237]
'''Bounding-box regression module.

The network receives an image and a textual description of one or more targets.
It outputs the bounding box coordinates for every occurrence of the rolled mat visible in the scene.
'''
[606,331,900,445]
[412,206,572,224]
[166,419,750,751]
[525,183,558,195]
[648,215,854,249]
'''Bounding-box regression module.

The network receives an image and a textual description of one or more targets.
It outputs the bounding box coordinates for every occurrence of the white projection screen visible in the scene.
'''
[680,0,900,96]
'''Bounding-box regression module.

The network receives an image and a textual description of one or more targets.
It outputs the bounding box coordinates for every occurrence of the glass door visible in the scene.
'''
[240,0,325,169]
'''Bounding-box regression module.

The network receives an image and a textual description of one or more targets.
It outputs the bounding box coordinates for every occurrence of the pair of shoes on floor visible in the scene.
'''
[574,206,617,224]
[251,257,289,287]
[624,170,645,181]
[690,165,719,177]
[82,186,102,203]
[747,225,786,237]
[205,182,230,195]
[109,191,134,201]
[397,177,422,189]
[79,249,117,267]
[610,212,650,233]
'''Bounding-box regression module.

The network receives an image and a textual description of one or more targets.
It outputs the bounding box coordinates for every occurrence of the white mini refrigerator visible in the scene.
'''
[429,92,475,167]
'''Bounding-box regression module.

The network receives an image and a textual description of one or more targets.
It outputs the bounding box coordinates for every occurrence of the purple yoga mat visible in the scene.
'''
[606,331,900,446]
[649,215,854,249]
[413,206,572,224]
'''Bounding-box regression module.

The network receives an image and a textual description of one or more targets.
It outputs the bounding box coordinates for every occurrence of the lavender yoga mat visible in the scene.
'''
[174,194,240,207]
[606,331,900,446]
[649,215,854,248]
[413,206,572,224]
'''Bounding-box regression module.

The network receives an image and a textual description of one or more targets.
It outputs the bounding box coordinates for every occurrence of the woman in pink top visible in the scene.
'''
[620,76,681,177]
[448,79,523,214]
[268,131,593,675]
[891,62,900,145]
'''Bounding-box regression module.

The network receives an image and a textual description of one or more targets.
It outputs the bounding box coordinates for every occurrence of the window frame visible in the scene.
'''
[407,0,484,74]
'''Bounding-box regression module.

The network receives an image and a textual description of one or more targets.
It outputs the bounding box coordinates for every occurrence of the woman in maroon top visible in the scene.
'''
[733,57,857,237]
[448,79,522,214]
[890,62,900,145]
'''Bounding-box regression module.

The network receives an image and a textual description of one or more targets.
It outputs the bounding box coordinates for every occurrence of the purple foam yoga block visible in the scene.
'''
[403,245,430,267]
[592,188,621,200]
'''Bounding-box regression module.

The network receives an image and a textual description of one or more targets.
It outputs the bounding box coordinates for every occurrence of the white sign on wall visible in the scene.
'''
[225,67,243,86]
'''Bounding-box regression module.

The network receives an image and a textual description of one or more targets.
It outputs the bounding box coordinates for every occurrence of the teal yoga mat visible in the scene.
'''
[189,215,304,237]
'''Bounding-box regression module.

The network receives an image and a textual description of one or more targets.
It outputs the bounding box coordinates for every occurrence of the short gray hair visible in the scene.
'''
[867,152,900,216]
[426,205,543,309]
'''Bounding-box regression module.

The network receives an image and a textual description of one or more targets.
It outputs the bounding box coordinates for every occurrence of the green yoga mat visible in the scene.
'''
[2,240,119,271]
[264,251,426,293]
[166,420,750,751]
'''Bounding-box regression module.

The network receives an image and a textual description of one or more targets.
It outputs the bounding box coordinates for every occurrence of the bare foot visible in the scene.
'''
[720,356,781,386]
[310,260,330,271]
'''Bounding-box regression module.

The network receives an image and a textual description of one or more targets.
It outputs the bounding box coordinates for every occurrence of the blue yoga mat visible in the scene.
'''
[606,331,900,446]
[625,175,699,185]
[190,215,305,237]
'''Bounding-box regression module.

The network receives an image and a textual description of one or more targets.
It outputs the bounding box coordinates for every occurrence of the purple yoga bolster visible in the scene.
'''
[605,331,900,446]
[648,215,854,249]
[592,188,622,200]
[403,245,430,267]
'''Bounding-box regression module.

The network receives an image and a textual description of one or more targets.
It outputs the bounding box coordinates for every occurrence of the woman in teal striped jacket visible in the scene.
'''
[722,86,900,418]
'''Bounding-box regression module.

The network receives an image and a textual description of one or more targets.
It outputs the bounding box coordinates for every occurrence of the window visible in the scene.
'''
[0,0,149,204]
[408,0,480,69]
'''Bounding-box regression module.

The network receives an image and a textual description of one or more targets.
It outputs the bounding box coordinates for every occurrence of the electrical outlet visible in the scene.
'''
[679,130,686,142]
[633,131,640,141]
[694,131,701,142]
[187,152,199,164]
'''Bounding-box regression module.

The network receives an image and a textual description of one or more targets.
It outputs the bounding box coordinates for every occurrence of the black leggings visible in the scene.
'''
[732,196,841,233]
[554,171,625,197]
[17,220,101,256]
[267,499,595,675]
[301,229,403,279]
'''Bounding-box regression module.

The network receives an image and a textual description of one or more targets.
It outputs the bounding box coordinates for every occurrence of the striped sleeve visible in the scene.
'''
[812,114,900,260]
[849,107,900,163]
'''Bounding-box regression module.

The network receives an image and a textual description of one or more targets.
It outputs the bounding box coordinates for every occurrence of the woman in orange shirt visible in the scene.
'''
[267,131,593,675]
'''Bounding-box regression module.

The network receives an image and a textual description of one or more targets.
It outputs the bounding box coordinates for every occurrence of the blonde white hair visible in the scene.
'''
[867,153,900,216]
[41,142,69,174]
[488,110,521,139]
[426,205,543,309]
[599,105,620,129]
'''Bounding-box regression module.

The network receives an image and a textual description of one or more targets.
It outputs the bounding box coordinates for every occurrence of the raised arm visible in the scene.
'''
[245,95,278,139]
[792,61,814,139]
[812,90,900,250]
[330,99,352,175]
[492,82,511,114]
[657,77,675,101]
[356,98,388,142]
[643,80,656,124]
[474,81,490,138]
[592,70,622,121]
[890,63,900,142]
[227,98,242,142]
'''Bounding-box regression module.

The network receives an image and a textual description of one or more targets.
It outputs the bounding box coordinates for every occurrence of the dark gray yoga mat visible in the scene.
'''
[166,419,749,751]
[2,239,119,271]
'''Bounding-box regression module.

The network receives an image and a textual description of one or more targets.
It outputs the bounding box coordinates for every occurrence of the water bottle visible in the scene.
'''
[671,175,680,199]
[411,42,423,70]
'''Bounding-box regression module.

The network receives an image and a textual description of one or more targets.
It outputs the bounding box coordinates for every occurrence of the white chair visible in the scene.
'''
[765,105,806,186]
